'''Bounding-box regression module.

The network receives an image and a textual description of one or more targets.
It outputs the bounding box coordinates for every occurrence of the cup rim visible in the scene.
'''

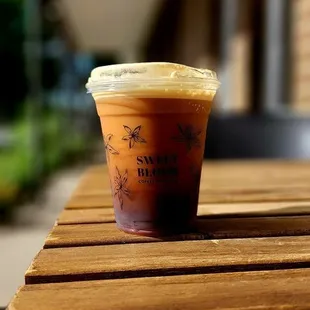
[86,62,220,95]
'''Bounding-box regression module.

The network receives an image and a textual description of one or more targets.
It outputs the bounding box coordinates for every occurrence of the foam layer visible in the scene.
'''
[89,62,217,82]
[86,62,220,99]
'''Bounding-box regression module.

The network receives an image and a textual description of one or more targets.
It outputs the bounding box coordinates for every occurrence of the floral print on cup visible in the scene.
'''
[103,133,119,163]
[114,166,130,209]
[122,125,146,149]
[172,124,202,152]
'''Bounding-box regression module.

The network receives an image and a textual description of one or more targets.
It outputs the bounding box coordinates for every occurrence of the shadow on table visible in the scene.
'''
[156,205,310,242]
[193,211,310,240]
[198,205,310,219]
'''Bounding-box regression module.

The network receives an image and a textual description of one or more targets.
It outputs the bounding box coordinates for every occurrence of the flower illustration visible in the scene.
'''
[104,134,119,155]
[103,134,119,163]
[114,166,130,209]
[122,125,146,149]
[172,124,202,151]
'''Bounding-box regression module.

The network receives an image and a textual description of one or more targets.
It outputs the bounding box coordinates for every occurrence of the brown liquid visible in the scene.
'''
[95,96,212,236]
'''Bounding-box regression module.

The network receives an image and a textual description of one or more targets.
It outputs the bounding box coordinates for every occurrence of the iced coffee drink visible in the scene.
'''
[86,62,219,236]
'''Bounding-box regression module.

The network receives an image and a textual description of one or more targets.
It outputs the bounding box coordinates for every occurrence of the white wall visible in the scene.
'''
[60,0,162,60]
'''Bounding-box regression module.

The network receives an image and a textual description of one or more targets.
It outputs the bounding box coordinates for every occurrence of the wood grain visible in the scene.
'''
[198,201,310,218]
[8,161,310,309]
[45,223,205,248]
[10,269,310,310]
[198,187,310,203]
[65,194,112,209]
[57,201,310,225]
[48,215,310,248]
[201,161,310,202]
[199,215,310,239]
[57,208,115,224]
[26,236,310,284]
[65,189,310,209]
[72,161,310,192]
[65,161,310,208]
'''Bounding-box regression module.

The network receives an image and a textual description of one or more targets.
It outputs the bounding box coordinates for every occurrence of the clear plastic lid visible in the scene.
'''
[86,62,220,95]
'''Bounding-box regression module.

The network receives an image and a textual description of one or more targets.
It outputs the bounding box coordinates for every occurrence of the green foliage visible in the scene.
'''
[0,108,91,204]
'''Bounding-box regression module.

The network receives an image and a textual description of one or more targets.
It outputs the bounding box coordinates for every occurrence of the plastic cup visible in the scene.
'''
[86,62,220,236]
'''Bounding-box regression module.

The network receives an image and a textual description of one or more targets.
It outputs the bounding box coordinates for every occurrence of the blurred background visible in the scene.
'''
[1,0,310,306]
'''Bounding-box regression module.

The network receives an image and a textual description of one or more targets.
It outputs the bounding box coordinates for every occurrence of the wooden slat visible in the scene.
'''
[200,215,310,239]
[65,161,310,209]
[65,188,310,209]
[199,201,310,217]
[76,161,310,190]
[48,215,310,248]
[68,189,310,205]
[57,208,114,224]
[79,161,310,175]
[10,269,310,310]
[73,180,110,195]
[198,187,310,203]
[199,161,310,187]
[65,194,112,209]
[57,201,310,225]
[70,165,109,196]
[71,161,310,194]
[26,236,310,284]
[64,162,310,208]
[45,223,204,248]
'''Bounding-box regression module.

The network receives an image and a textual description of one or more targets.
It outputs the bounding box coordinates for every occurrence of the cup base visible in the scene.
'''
[116,221,196,237]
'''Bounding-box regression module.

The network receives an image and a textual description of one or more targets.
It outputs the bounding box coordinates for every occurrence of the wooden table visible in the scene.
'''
[8,161,310,309]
